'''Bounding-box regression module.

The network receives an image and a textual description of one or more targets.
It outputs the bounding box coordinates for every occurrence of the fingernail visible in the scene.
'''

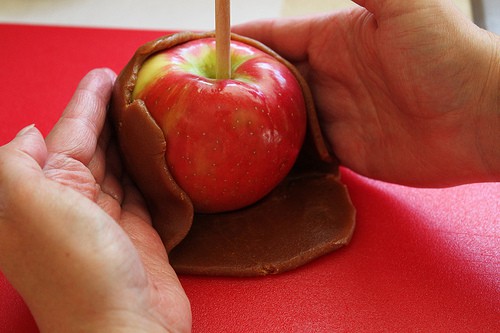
[17,124,36,137]
[102,68,117,81]
[93,67,117,82]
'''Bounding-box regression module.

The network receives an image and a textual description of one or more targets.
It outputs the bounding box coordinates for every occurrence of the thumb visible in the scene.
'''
[0,125,48,217]
[1,124,47,171]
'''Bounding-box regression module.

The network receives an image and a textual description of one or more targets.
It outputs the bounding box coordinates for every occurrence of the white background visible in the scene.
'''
[0,0,473,31]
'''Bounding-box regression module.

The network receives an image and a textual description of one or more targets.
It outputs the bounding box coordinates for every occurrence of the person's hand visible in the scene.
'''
[234,0,500,187]
[0,69,191,333]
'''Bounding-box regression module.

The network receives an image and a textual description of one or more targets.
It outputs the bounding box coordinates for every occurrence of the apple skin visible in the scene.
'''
[132,38,307,213]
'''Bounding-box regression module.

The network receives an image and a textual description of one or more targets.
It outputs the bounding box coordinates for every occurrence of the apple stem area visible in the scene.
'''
[215,0,231,80]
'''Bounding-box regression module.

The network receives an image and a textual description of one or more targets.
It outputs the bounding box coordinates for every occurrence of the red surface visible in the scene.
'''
[0,23,499,332]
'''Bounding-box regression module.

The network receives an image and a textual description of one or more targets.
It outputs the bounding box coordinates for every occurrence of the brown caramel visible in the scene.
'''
[110,31,356,276]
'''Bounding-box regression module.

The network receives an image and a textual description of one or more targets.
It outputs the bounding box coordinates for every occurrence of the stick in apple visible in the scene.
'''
[215,0,231,79]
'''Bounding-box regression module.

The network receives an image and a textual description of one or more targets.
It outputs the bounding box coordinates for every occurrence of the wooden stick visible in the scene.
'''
[215,0,231,79]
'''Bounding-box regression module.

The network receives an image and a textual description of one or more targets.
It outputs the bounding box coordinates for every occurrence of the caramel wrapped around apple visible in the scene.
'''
[110,31,356,276]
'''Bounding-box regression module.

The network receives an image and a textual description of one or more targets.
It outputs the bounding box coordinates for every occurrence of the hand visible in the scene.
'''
[234,0,500,187]
[0,69,191,332]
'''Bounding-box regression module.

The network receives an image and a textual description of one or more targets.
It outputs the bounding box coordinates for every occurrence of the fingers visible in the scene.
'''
[233,16,324,63]
[120,175,150,224]
[1,125,48,169]
[0,126,47,228]
[118,186,193,332]
[93,132,125,207]
[0,126,48,216]
[45,68,116,165]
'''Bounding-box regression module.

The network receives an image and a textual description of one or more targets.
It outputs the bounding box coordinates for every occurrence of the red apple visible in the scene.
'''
[132,38,307,213]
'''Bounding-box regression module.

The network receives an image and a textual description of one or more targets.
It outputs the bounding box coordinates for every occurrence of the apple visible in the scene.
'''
[131,37,307,213]
[110,32,356,275]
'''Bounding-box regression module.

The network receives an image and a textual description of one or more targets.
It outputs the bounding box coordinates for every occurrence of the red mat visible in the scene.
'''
[0,24,498,332]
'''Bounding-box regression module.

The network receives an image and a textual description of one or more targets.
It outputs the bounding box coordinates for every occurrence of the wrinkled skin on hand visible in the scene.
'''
[235,0,500,187]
